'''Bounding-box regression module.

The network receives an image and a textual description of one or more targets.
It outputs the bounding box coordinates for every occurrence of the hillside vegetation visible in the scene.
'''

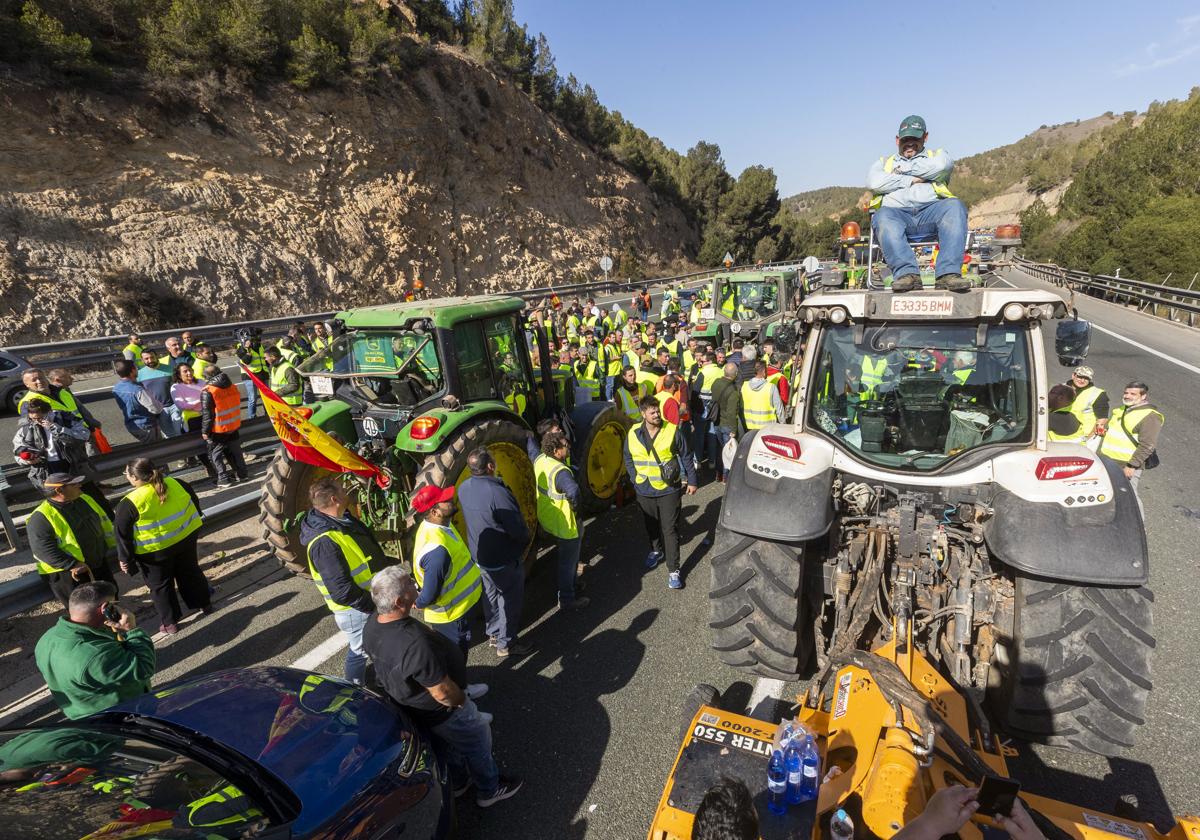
[1,0,798,276]
[783,186,865,224]
[1022,88,1200,285]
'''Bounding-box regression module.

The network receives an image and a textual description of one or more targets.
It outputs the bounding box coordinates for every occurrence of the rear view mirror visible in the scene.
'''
[1055,319,1091,367]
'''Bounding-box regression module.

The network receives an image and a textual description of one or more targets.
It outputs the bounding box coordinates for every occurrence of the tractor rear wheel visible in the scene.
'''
[259,447,325,577]
[414,417,538,565]
[571,403,630,514]
[995,577,1155,755]
[708,525,813,681]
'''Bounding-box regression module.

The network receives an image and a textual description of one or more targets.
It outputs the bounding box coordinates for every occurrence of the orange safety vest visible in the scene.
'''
[205,383,242,433]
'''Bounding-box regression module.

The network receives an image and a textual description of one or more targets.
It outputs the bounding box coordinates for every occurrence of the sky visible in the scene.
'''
[514,0,1200,196]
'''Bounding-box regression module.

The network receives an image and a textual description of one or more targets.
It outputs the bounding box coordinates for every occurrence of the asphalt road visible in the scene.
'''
[1,266,1195,837]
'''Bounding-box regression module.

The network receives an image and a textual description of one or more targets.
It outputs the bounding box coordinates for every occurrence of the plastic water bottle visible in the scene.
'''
[799,734,820,802]
[785,733,804,804]
[767,749,788,815]
[831,808,854,840]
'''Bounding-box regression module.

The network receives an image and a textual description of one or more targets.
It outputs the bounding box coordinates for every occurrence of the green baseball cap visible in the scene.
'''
[898,115,927,138]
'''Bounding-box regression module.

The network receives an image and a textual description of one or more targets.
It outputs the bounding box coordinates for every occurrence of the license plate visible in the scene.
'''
[311,375,334,395]
[890,296,955,315]
[701,307,715,320]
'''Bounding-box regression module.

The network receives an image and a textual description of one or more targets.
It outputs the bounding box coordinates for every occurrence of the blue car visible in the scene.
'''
[0,667,452,839]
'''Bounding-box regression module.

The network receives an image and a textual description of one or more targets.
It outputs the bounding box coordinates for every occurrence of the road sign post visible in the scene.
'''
[599,254,613,285]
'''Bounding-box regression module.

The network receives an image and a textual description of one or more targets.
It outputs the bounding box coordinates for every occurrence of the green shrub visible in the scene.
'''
[18,1,95,72]
[287,24,344,89]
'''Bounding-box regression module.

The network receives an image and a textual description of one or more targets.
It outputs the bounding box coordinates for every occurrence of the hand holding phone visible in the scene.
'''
[975,776,1021,819]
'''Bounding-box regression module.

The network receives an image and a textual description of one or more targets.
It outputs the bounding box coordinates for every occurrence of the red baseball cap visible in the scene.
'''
[411,484,455,513]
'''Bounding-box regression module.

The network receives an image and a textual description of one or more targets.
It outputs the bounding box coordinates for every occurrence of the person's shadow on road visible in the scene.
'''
[457,608,658,839]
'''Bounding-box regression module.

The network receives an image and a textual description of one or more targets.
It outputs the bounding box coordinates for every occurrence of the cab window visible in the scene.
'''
[483,316,532,416]
[453,321,496,401]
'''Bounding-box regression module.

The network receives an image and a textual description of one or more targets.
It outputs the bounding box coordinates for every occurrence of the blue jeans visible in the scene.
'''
[603,375,617,400]
[555,535,582,605]
[872,198,968,279]
[333,608,370,684]
[480,563,524,650]
[430,698,500,798]
[243,378,259,418]
[709,425,733,478]
[693,404,711,462]
[431,601,480,659]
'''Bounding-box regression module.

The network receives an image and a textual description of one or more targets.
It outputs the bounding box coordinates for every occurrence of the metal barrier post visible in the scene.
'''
[0,473,24,552]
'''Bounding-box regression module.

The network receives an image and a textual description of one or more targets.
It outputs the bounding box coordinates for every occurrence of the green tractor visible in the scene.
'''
[690,270,799,348]
[258,295,631,575]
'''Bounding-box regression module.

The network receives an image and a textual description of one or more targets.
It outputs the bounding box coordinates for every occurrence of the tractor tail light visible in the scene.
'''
[761,435,801,460]
[410,416,441,440]
[1035,456,1092,480]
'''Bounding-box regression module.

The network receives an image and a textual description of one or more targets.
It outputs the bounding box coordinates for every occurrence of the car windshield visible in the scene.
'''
[0,727,270,838]
[299,330,443,406]
[806,322,1033,471]
[720,281,780,319]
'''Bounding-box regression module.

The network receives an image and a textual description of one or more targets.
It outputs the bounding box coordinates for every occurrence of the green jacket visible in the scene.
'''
[34,618,156,720]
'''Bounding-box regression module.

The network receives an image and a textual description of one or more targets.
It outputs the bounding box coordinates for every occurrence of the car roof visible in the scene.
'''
[101,667,417,834]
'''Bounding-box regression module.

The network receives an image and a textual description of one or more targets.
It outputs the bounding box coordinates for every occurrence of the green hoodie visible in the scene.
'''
[34,618,156,720]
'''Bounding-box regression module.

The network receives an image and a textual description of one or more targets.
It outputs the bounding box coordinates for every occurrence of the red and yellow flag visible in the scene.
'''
[241,367,390,488]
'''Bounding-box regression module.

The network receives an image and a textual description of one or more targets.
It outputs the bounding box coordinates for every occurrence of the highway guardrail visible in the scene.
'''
[1016,257,1200,327]
[2,260,800,371]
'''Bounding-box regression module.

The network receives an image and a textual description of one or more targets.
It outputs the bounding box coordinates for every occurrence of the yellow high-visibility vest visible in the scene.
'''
[32,494,114,575]
[124,343,145,366]
[575,360,600,399]
[413,521,482,624]
[1100,405,1163,463]
[741,382,775,430]
[270,361,303,406]
[860,356,889,399]
[124,478,202,554]
[534,453,577,539]
[626,421,679,491]
[1069,385,1103,438]
[615,385,640,420]
[306,530,375,612]
[869,151,956,209]
[1047,409,1089,444]
[697,364,724,398]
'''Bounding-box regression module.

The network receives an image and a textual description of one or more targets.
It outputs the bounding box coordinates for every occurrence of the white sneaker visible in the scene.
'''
[466,683,489,700]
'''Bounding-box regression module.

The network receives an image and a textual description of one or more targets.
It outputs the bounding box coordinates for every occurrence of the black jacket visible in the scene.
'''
[298,509,390,612]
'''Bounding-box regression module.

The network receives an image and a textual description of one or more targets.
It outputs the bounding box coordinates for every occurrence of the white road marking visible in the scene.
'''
[290,631,347,671]
[999,273,1200,377]
[748,677,785,715]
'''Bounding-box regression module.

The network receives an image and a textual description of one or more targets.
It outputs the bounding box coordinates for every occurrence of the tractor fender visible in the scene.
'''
[718,428,834,542]
[393,401,528,458]
[568,398,618,436]
[984,456,1148,585]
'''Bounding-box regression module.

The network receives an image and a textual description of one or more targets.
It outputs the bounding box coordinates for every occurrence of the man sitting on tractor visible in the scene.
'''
[867,115,969,293]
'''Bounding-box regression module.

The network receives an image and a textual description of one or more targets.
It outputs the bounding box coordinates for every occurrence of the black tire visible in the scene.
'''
[998,577,1155,755]
[413,416,537,564]
[570,403,631,514]
[680,683,722,741]
[259,445,320,576]
[708,526,811,681]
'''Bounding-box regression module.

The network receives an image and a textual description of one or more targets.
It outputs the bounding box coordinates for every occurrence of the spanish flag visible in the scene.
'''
[241,367,390,488]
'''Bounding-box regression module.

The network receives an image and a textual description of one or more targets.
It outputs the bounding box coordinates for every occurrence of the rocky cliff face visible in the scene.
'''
[0,44,695,345]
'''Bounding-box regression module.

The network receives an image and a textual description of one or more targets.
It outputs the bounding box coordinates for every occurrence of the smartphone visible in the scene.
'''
[101,603,121,624]
[975,776,1021,818]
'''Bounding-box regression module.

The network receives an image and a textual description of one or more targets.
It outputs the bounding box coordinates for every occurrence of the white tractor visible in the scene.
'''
[709,286,1153,756]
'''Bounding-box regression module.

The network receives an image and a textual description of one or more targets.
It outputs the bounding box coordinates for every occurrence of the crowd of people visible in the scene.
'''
[10,276,1167,829]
